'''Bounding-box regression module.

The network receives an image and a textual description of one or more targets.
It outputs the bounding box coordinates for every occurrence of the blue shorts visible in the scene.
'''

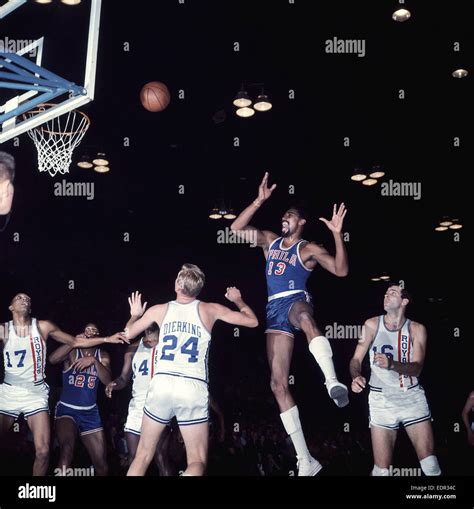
[265,291,313,339]
[55,402,103,436]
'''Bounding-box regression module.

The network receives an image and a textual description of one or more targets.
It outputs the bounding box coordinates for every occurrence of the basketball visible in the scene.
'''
[140,81,171,112]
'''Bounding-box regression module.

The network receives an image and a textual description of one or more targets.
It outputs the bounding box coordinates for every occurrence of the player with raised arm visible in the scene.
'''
[124,264,258,476]
[230,173,349,476]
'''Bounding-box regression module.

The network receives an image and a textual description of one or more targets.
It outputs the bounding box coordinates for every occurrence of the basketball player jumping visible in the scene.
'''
[0,293,126,476]
[124,264,258,476]
[350,284,441,476]
[106,292,167,470]
[230,172,349,476]
[49,323,112,476]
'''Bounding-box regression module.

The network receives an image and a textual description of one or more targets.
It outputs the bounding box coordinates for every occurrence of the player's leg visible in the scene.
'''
[26,411,51,476]
[154,425,174,476]
[127,414,167,476]
[0,414,16,436]
[125,432,140,465]
[81,430,109,476]
[370,425,398,475]
[267,332,295,412]
[405,421,441,475]
[267,332,322,476]
[56,417,78,472]
[179,422,208,476]
[288,300,348,407]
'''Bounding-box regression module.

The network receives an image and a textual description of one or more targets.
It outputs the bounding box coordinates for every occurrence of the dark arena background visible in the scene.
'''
[0,0,471,506]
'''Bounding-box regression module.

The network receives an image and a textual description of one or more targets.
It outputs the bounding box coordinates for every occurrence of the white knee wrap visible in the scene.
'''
[420,455,441,476]
[308,336,333,361]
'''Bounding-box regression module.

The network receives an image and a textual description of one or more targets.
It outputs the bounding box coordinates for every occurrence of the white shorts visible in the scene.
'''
[144,374,209,426]
[369,386,431,430]
[124,397,146,436]
[0,382,49,419]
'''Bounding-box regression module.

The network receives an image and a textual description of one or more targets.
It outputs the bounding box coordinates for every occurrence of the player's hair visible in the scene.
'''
[145,322,159,336]
[387,283,413,305]
[288,205,309,223]
[0,151,15,182]
[176,263,206,298]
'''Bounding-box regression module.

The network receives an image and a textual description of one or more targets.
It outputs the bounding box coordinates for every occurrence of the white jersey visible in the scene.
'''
[131,338,159,401]
[155,300,212,384]
[3,319,46,385]
[369,315,418,392]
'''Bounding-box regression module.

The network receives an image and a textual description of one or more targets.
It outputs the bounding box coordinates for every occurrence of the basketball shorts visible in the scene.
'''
[124,396,146,436]
[369,385,431,430]
[144,374,209,427]
[55,402,103,436]
[0,381,49,419]
[265,291,313,338]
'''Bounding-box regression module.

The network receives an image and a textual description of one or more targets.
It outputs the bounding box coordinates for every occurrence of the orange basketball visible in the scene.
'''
[140,81,171,112]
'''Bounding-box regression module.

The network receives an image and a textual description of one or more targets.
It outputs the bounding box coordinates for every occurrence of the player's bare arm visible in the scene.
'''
[123,304,168,341]
[71,350,112,385]
[350,316,378,393]
[203,287,258,330]
[230,172,278,252]
[38,320,127,347]
[374,321,427,377]
[105,344,138,398]
[302,204,349,276]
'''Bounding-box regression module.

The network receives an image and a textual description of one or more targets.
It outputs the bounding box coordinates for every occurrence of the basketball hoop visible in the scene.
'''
[23,104,91,177]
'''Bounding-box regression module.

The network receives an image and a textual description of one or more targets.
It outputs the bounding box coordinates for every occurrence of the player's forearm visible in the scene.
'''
[235,298,259,327]
[94,361,112,385]
[74,336,110,348]
[230,201,261,232]
[389,360,422,377]
[125,315,139,332]
[333,232,349,277]
[49,344,74,365]
[349,358,362,380]
[112,374,129,391]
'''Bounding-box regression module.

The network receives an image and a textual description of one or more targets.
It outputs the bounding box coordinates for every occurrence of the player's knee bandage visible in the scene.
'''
[371,465,391,476]
[420,455,441,476]
[280,406,302,435]
[309,336,333,360]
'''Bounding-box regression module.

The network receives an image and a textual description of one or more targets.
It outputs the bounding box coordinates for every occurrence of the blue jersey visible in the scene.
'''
[266,238,312,299]
[60,349,101,409]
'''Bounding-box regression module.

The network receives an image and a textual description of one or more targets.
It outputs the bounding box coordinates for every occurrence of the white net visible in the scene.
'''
[24,106,91,178]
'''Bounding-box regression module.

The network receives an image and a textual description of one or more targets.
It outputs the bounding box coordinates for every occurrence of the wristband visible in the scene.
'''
[104,337,108,343]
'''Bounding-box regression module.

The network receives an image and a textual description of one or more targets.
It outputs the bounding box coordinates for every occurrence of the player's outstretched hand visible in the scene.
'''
[107,332,130,345]
[225,287,242,303]
[351,376,366,393]
[105,382,117,399]
[128,291,148,318]
[256,172,277,204]
[319,203,347,234]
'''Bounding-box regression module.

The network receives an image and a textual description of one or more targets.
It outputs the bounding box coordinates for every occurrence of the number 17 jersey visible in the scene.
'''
[156,300,212,384]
